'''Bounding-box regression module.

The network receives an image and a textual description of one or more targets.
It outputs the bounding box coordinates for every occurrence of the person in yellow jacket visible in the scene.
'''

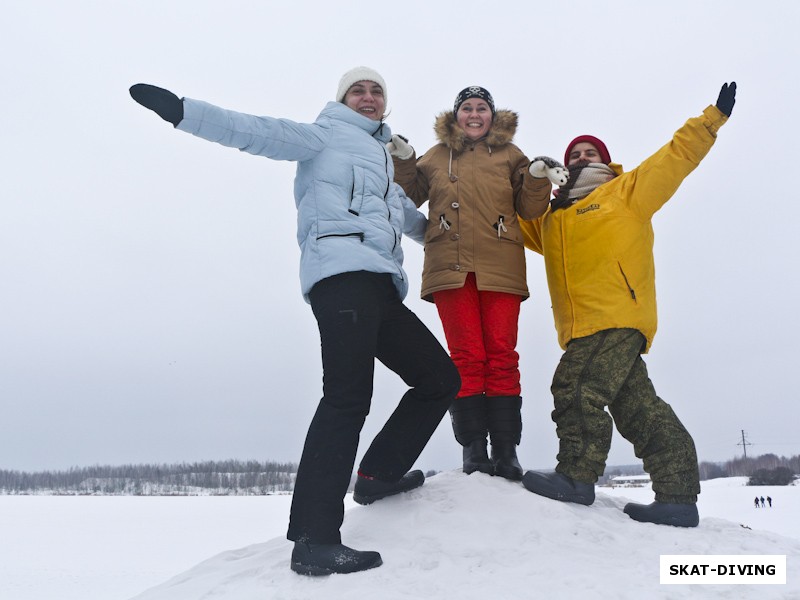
[518,82,736,527]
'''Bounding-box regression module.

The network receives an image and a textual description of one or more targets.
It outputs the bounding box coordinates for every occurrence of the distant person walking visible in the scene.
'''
[129,67,461,576]
[760,496,766,508]
[754,496,760,508]
[767,496,773,507]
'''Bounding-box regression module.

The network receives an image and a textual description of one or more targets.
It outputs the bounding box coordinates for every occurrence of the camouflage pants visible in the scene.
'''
[551,328,700,503]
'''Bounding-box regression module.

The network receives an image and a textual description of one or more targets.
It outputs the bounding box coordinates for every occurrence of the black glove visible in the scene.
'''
[715,82,737,117]
[129,83,184,127]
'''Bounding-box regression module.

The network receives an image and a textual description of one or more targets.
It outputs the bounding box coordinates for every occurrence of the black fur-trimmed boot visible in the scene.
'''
[450,395,494,475]
[487,395,523,481]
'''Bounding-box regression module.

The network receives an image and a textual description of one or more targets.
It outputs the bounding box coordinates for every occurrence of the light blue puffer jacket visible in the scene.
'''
[177,99,427,302]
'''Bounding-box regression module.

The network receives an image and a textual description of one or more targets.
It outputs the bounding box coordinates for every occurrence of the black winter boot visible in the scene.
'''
[462,438,494,475]
[487,396,524,481]
[623,501,699,528]
[522,470,595,505]
[449,395,494,475]
[290,541,382,576]
[490,442,523,481]
[352,470,425,505]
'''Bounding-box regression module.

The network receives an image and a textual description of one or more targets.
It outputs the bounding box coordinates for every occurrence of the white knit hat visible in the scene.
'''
[336,66,387,107]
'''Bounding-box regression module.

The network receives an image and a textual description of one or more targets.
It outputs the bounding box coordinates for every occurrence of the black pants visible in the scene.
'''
[287,272,460,543]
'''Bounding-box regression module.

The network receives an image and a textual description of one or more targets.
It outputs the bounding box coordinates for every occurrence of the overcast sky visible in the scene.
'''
[3,1,799,473]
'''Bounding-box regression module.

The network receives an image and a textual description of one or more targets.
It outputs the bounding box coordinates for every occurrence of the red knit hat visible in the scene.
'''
[564,135,612,165]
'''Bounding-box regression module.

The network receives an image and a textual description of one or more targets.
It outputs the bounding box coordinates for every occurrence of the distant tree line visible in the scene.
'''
[699,453,800,483]
[0,460,298,495]
[599,454,799,486]
[748,466,795,486]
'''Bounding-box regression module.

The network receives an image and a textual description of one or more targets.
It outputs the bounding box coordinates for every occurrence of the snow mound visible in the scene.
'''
[131,471,800,600]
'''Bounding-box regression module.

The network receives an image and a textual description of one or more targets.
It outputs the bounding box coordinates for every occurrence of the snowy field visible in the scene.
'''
[1,475,798,600]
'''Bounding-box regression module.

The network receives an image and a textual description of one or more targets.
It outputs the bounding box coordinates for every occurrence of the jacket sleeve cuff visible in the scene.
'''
[703,105,729,135]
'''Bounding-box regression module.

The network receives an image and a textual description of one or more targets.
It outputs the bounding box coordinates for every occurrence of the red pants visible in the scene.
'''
[433,273,522,398]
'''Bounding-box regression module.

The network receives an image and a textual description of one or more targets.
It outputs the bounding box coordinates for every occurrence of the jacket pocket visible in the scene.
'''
[317,231,365,242]
[492,215,523,245]
[348,166,367,216]
[617,262,637,303]
[316,220,366,243]
[425,213,451,244]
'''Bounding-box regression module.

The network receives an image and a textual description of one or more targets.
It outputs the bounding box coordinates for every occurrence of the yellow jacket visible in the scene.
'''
[520,105,728,352]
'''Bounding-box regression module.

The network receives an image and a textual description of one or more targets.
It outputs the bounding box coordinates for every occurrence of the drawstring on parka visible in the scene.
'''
[495,215,507,239]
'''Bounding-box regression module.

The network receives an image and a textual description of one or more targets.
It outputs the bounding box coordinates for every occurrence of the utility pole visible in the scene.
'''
[737,429,752,459]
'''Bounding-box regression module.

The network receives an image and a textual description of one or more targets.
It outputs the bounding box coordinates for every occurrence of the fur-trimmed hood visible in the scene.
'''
[392,106,552,303]
[433,109,518,153]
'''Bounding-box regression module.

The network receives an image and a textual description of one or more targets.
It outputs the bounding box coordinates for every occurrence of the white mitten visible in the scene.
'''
[387,134,414,160]
[529,156,569,186]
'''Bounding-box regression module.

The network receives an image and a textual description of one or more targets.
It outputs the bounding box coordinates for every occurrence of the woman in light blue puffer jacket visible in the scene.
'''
[130,67,460,576]
[176,85,424,302]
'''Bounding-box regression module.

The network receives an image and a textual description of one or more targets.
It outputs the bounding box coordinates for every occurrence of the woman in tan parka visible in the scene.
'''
[389,86,565,480]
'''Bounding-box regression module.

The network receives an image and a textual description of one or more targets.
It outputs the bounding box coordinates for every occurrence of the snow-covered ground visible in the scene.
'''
[1,475,798,600]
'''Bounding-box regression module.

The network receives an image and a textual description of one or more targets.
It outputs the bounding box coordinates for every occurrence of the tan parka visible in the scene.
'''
[393,110,551,301]
[520,105,728,352]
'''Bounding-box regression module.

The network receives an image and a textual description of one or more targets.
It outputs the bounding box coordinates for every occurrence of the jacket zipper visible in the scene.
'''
[618,263,637,301]
[376,135,399,252]
[349,180,358,215]
[317,232,365,242]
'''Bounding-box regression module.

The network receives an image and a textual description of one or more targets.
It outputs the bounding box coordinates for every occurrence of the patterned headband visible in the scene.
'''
[453,86,495,115]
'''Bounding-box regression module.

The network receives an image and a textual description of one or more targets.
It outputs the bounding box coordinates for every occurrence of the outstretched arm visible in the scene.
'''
[627,82,736,218]
[129,82,329,162]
